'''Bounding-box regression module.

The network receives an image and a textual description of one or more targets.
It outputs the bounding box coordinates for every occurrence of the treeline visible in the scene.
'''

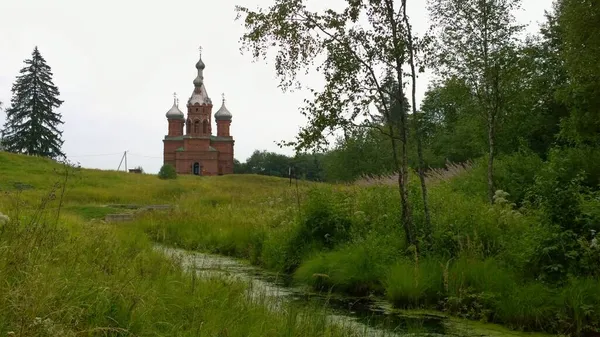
[234,133,407,183]
[236,0,600,203]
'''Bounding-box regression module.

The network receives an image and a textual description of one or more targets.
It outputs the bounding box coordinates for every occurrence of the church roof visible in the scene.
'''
[188,85,212,106]
[188,48,212,106]
[214,94,232,121]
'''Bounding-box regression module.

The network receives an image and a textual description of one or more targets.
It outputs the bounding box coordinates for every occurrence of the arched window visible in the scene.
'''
[186,119,191,134]
[202,120,208,134]
[194,120,200,134]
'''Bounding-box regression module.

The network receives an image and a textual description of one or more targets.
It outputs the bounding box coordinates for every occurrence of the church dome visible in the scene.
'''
[193,75,203,87]
[214,94,232,121]
[166,97,184,119]
[195,56,205,70]
[193,49,205,87]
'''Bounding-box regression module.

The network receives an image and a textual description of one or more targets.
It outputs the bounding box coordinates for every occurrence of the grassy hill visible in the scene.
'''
[0,152,347,337]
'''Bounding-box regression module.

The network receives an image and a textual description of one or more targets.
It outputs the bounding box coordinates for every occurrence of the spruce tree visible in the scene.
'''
[0,101,4,151]
[1,46,65,159]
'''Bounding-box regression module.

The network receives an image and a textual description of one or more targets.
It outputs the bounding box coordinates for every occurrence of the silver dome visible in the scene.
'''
[214,94,232,121]
[166,97,184,119]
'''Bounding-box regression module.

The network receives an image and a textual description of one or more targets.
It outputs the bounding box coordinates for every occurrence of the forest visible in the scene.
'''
[225,0,600,333]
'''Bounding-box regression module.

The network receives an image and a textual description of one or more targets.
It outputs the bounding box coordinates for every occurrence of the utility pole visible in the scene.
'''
[117,150,128,171]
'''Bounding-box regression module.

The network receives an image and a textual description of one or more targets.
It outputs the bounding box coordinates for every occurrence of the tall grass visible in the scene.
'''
[354,160,473,186]
[0,153,361,337]
[2,151,599,335]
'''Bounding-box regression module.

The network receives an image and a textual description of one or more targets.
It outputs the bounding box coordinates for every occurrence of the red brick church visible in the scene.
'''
[163,49,234,175]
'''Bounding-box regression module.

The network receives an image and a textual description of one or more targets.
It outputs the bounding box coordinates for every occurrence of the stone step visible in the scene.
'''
[104,204,174,222]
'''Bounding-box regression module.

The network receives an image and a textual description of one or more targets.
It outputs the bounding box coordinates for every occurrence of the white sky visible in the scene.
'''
[0,0,553,174]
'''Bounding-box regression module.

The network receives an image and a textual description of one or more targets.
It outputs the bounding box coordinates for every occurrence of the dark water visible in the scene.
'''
[156,245,513,337]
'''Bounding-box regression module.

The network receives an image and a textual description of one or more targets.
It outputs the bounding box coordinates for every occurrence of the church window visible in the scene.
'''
[202,120,208,134]
[194,120,200,134]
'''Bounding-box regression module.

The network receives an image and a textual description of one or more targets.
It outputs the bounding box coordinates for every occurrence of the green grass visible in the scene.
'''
[0,152,358,336]
[1,151,598,336]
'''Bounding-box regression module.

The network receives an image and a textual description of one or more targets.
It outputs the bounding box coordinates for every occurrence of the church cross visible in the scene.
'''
[199,46,203,56]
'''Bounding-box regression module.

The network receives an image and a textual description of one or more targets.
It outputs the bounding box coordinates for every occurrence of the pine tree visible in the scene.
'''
[1,46,65,159]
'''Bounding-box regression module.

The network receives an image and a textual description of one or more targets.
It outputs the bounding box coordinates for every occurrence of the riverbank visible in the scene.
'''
[130,163,600,335]
[0,202,358,335]
[157,244,553,337]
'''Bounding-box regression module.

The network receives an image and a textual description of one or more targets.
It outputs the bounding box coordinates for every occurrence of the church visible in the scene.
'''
[162,49,234,176]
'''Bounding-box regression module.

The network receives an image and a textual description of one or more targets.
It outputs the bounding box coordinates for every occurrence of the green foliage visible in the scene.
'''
[236,0,411,153]
[321,129,396,182]
[532,146,600,231]
[557,0,600,145]
[384,258,445,308]
[296,188,353,249]
[420,77,486,164]
[260,187,354,273]
[158,163,177,180]
[1,47,65,159]
[295,234,402,295]
[235,150,325,181]
[490,150,545,205]
[244,149,290,176]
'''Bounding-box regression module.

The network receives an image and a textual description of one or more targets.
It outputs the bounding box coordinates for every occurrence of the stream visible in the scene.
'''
[156,245,532,337]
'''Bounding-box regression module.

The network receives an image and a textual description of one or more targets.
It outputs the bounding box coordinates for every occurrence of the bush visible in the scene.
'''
[158,164,177,180]
[494,150,544,205]
[294,233,402,295]
[297,187,353,249]
[527,146,600,283]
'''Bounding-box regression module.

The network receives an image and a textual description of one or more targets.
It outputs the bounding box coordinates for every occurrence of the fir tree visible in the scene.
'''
[1,46,65,158]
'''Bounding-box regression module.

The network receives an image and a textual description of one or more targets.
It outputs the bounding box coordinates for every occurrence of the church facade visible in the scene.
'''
[163,50,234,176]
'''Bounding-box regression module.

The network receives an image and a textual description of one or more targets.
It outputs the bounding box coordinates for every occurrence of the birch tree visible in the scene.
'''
[235,0,421,245]
[427,0,524,203]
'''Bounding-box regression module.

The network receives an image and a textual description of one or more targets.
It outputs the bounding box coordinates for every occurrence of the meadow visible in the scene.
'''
[1,151,599,336]
[0,152,357,336]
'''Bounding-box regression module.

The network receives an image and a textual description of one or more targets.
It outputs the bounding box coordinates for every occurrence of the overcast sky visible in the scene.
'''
[0,0,553,174]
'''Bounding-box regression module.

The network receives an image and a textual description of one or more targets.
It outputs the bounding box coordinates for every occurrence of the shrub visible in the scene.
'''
[527,146,600,282]
[294,233,403,295]
[158,164,177,180]
[297,187,353,249]
[493,150,544,205]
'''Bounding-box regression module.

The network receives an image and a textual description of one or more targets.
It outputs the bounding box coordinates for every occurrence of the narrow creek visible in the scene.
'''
[156,245,534,337]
